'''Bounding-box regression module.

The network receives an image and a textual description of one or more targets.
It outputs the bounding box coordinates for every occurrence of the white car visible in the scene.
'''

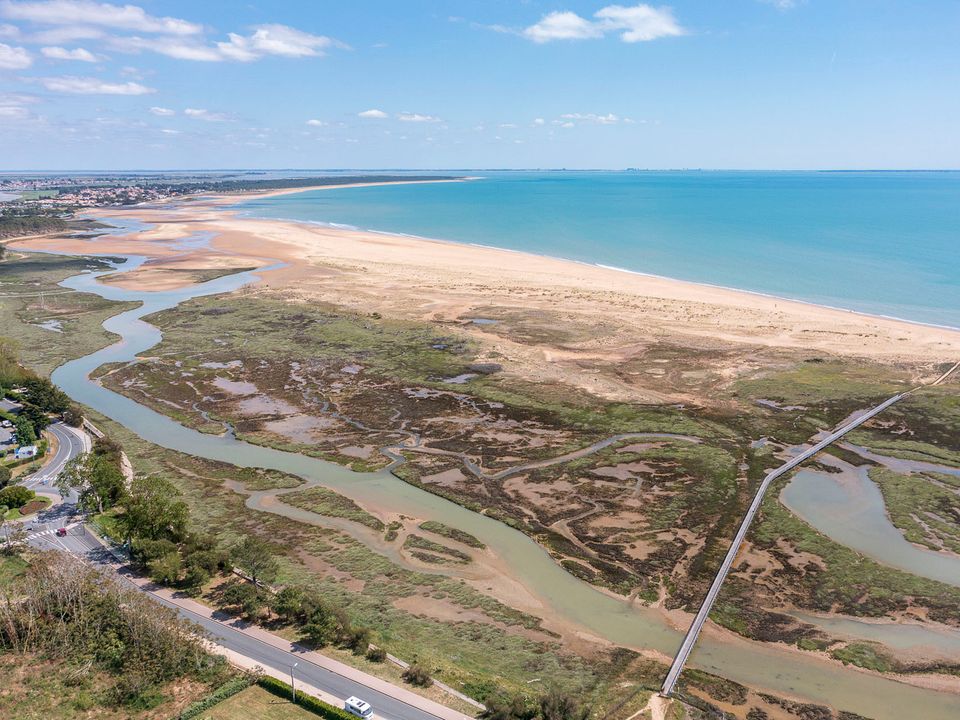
[344,696,374,719]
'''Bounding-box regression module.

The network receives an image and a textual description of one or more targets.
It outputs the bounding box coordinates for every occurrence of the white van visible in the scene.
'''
[344,696,374,719]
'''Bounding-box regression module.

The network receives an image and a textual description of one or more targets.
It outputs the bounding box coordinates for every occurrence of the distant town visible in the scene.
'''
[0,173,453,240]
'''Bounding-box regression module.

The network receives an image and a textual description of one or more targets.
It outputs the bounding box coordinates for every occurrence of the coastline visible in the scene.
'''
[242,198,960,336]
[229,179,960,335]
[13,190,960,384]
[201,176,476,205]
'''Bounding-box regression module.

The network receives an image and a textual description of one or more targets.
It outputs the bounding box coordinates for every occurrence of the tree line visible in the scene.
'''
[1,336,84,451]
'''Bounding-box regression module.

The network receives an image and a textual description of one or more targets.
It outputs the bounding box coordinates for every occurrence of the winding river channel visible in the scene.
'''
[46,244,960,720]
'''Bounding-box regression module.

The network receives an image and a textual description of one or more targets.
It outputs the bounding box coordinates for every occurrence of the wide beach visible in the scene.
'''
[16,184,960,406]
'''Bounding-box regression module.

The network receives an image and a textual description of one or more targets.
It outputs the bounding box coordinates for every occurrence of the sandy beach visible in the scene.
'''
[13,186,960,405]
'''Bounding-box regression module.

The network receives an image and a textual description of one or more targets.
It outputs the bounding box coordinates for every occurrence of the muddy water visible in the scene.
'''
[49,253,960,720]
[791,611,960,662]
[781,460,960,587]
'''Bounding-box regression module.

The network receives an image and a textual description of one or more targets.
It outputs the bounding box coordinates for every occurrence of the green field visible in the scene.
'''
[0,250,135,374]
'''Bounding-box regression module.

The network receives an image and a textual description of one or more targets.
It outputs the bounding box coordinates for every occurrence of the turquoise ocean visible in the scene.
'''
[238,171,960,330]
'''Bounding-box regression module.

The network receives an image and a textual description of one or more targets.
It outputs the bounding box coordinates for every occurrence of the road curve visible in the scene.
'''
[23,422,87,500]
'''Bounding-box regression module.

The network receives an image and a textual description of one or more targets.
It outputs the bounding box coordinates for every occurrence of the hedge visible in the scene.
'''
[258,675,357,720]
[174,675,254,719]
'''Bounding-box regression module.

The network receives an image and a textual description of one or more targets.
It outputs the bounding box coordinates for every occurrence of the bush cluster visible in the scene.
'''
[0,553,222,707]
[258,675,357,720]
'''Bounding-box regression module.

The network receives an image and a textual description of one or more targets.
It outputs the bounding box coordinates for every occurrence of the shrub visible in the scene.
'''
[401,663,433,688]
[365,646,387,663]
[0,485,34,509]
[0,464,10,489]
[177,675,255,720]
[340,626,371,654]
[147,551,182,585]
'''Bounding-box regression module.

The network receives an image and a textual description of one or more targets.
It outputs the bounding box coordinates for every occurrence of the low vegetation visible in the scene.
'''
[0,552,231,713]
[419,520,486,548]
[281,486,385,531]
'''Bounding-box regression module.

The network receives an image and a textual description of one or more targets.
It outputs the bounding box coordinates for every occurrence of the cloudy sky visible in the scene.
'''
[0,0,957,170]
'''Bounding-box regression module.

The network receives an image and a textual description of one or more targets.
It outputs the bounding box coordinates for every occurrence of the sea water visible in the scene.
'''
[238,171,960,329]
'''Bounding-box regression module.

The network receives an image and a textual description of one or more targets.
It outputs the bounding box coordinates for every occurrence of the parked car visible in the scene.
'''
[344,696,374,719]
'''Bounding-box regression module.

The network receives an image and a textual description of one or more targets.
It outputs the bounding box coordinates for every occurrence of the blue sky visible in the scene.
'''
[0,0,957,170]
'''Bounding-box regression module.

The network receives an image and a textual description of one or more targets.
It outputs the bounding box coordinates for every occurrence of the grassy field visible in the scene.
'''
[0,553,28,587]
[203,685,322,720]
[0,250,136,374]
[869,467,960,553]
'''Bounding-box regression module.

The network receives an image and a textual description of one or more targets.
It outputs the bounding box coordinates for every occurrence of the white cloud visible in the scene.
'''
[0,40,30,67]
[532,117,545,126]
[38,74,153,93]
[305,118,326,126]
[521,4,684,44]
[159,127,179,134]
[595,4,684,42]
[358,108,387,119]
[397,112,440,123]
[109,35,221,61]
[0,21,18,36]
[28,24,102,43]
[109,23,341,63]
[0,0,202,35]
[40,44,99,60]
[499,122,517,128]
[561,112,621,124]
[217,24,335,61]
[524,11,604,43]
[759,0,798,9]
[184,107,230,122]
[148,105,173,116]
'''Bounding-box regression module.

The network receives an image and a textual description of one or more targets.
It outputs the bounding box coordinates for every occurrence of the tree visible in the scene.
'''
[21,377,70,414]
[62,405,84,427]
[148,551,182,585]
[120,476,188,544]
[231,536,279,587]
[12,416,35,446]
[271,586,305,622]
[0,464,10,489]
[0,336,24,387]
[302,606,340,647]
[19,403,50,435]
[221,582,266,619]
[57,451,126,514]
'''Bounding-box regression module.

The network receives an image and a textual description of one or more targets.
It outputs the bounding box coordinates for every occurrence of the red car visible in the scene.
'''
[55,528,67,537]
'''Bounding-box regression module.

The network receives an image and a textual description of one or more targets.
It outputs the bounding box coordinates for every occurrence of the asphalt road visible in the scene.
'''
[7,424,463,720]
[21,421,85,502]
[24,526,452,720]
